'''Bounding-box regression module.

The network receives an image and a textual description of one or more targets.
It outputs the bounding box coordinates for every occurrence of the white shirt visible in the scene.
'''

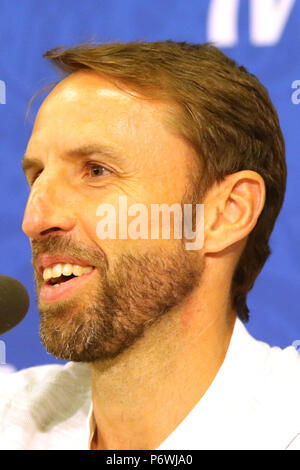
[0,318,300,450]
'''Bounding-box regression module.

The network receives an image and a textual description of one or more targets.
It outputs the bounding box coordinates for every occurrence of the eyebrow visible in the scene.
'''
[22,143,126,174]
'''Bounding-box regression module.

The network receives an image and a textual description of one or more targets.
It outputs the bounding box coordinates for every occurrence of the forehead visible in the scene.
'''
[29,70,170,150]
[26,70,199,185]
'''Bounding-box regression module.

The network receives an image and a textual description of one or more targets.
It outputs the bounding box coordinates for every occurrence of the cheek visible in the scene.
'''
[73,197,125,267]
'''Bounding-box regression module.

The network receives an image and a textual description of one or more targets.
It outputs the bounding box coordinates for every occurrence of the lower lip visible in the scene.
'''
[40,269,96,303]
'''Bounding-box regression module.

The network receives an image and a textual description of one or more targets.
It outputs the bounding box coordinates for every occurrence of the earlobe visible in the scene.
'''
[203,171,266,254]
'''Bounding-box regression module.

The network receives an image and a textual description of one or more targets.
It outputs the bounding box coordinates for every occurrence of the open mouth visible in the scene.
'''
[47,274,77,286]
[42,263,94,285]
[40,267,96,302]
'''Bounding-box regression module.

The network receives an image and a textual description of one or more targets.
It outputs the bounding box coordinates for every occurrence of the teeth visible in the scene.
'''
[52,263,62,278]
[62,264,73,276]
[73,265,83,276]
[43,267,52,281]
[43,263,93,281]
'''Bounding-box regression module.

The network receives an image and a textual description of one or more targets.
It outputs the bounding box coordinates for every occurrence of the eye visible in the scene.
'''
[85,162,111,178]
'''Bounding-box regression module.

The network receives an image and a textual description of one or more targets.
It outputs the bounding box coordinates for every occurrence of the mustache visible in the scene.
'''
[30,235,108,269]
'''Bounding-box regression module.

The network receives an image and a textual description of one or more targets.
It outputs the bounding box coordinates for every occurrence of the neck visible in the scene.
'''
[90,277,236,450]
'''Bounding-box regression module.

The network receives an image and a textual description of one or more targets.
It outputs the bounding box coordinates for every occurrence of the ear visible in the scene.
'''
[203,170,266,254]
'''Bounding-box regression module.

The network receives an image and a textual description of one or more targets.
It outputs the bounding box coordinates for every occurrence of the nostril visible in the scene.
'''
[40,227,61,236]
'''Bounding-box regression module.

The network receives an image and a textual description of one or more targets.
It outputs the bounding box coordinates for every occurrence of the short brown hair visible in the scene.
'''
[43,40,287,322]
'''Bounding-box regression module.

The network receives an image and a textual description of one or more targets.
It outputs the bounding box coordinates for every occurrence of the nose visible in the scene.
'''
[22,172,76,239]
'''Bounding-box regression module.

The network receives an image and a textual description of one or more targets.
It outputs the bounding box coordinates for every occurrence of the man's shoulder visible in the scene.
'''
[249,333,300,397]
[238,322,300,407]
[235,320,300,386]
[262,342,300,408]
[238,324,300,448]
[259,343,300,449]
[265,341,300,378]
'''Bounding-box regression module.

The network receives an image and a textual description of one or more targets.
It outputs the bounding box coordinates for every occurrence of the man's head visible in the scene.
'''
[21,41,286,362]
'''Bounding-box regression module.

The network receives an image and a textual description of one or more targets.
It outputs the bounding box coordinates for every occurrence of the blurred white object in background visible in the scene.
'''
[0,364,16,374]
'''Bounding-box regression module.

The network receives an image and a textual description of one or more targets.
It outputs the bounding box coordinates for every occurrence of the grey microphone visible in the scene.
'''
[0,275,30,334]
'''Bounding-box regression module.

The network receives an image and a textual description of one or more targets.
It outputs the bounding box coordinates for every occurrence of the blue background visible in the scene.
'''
[0,0,299,371]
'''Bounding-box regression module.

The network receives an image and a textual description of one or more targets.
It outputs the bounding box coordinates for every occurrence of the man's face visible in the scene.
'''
[22,70,204,361]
